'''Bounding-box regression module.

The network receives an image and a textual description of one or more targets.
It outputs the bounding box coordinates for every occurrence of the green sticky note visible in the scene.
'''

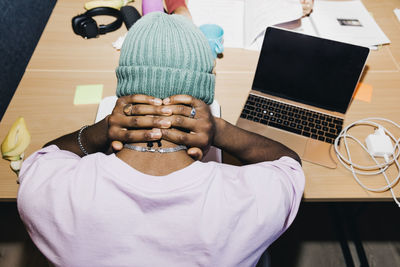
[73,84,103,105]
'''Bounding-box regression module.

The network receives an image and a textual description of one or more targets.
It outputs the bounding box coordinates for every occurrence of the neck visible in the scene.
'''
[116,140,194,176]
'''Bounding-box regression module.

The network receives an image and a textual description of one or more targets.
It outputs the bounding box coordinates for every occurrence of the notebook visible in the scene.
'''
[236,27,369,168]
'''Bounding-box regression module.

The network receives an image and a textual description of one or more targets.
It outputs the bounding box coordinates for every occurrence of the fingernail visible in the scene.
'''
[150,129,162,138]
[163,98,170,104]
[160,120,171,128]
[112,141,123,150]
[161,107,172,114]
[153,98,162,105]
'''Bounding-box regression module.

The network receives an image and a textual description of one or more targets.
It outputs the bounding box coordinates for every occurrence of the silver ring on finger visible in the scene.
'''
[189,107,196,118]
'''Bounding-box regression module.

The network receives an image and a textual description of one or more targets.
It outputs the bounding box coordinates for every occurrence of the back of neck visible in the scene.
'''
[116,140,194,176]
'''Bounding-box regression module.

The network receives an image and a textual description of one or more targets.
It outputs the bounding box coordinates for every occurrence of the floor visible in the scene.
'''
[0,203,48,267]
[1,201,399,267]
[269,202,400,267]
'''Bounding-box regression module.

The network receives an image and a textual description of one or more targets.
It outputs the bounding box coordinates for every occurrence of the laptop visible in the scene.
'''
[236,27,369,168]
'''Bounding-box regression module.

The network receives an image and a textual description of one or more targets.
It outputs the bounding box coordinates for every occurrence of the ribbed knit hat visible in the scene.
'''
[116,12,215,104]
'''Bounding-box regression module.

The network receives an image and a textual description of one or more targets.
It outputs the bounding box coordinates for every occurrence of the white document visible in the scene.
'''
[244,0,303,48]
[294,0,390,48]
[189,0,302,49]
[95,96,222,163]
[189,0,245,48]
[394,8,400,23]
[95,95,118,123]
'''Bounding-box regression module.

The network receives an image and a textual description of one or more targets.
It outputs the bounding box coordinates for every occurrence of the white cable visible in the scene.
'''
[334,117,400,207]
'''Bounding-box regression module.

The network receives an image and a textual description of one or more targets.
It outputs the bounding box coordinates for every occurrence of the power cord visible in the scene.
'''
[334,117,400,207]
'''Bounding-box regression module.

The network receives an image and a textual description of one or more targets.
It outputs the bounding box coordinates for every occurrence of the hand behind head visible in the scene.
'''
[108,94,216,160]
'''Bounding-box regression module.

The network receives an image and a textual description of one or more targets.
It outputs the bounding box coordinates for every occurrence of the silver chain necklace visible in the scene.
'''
[124,144,187,153]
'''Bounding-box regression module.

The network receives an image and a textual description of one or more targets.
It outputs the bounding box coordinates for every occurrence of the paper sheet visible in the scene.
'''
[189,0,245,48]
[189,0,302,49]
[244,0,302,47]
[394,8,400,22]
[304,0,390,48]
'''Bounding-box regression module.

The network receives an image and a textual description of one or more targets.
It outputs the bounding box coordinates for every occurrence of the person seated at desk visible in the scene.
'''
[17,13,304,267]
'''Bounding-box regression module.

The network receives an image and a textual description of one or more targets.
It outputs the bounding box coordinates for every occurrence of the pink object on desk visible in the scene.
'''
[142,0,164,15]
[165,0,187,13]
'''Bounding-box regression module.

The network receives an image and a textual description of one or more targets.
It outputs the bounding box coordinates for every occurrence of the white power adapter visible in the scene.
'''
[335,118,400,207]
[365,127,394,161]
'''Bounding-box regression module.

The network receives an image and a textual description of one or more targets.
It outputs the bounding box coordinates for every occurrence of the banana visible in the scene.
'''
[3,155,21,161]
[84,0,133,10]
[1,117,31,160]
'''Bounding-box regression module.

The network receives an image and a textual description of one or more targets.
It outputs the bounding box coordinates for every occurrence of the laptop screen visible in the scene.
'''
[252,27,369,114]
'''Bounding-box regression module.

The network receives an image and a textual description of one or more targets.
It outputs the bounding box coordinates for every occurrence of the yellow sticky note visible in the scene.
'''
[354,82,373,103]
[74,84,103,105]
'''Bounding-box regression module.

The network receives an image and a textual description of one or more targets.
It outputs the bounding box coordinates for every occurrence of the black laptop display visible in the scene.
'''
[252,27,370,114]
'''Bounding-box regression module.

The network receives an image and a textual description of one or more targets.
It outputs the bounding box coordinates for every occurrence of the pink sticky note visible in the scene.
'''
[354,83,373,102]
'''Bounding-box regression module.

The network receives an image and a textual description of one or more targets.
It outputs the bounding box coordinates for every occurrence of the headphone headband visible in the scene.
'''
[72,7,123,39]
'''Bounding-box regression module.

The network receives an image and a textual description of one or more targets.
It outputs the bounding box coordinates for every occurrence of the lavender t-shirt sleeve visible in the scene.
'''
[266,157,305,229]
[238,156,305,235]
[18,145,80,185]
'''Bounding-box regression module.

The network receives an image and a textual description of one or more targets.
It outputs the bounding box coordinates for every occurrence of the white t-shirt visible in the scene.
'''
[18,145,305,267]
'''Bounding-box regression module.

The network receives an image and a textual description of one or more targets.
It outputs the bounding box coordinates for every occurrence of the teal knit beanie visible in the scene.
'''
[116,12,215,104]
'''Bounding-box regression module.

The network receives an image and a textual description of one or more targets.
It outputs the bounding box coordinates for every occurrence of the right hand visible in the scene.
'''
[107,94,167,150]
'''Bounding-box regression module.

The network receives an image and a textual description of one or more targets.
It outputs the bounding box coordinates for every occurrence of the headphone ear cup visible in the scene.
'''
[81,17,99,38]
[72,14,99,38]
[72,14,88,35]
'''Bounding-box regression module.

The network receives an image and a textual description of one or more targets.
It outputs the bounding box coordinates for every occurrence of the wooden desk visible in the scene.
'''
[1,0,400,201]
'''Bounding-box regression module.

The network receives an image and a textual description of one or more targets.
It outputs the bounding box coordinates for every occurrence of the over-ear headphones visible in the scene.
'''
[72,7,123,39]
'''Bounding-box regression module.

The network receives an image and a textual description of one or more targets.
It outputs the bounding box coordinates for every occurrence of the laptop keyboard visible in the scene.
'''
[239,94,343,144]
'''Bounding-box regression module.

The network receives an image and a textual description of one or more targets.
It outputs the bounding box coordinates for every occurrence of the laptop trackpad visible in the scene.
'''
[303,139,338,169]
[262,127,307,158]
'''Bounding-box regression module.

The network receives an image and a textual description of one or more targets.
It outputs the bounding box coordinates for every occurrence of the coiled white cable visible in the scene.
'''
[334,117,400,207]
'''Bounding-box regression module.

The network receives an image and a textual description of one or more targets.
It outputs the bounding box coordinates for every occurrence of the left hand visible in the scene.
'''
[158,95,216,160]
